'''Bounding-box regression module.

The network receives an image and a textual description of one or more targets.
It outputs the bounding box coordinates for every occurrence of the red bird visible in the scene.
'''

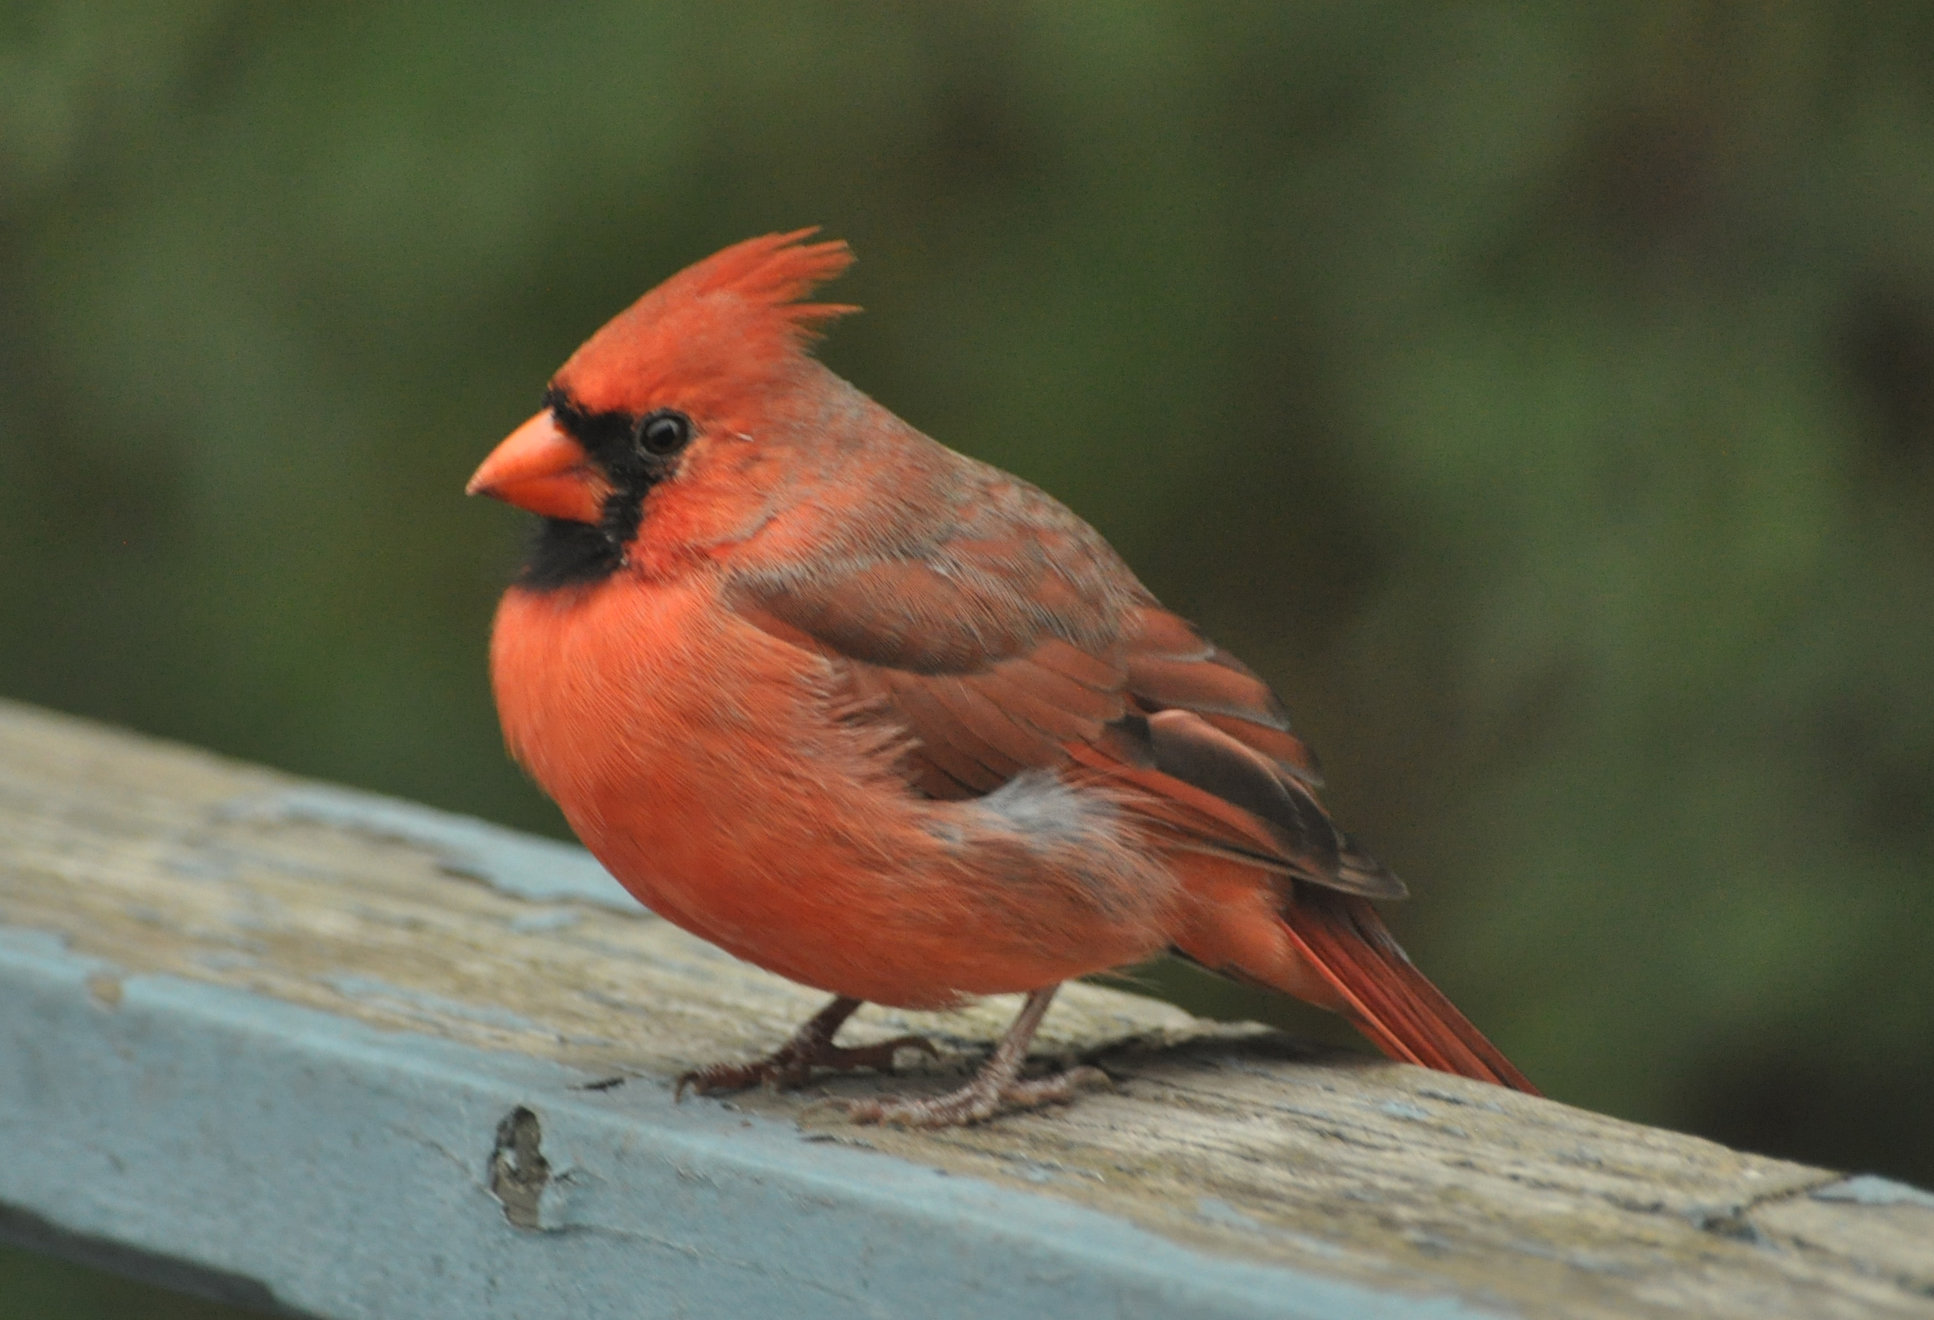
[468,231,1535,1126]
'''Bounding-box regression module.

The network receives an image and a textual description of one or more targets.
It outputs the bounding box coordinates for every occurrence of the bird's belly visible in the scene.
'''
[490,579,1175,1007]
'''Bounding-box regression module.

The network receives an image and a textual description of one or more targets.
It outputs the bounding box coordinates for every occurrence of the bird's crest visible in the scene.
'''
[554,229,858,417]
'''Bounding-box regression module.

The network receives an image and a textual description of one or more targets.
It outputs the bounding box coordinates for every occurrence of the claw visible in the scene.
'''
[843,1064,1109,1128]
[674,997,937,1100]
[676,1033,937,1099]
[841,984,1106,1128]
[820,1033,940,1075]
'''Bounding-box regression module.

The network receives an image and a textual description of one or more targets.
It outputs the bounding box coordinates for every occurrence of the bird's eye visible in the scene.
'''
[635,410,692,457]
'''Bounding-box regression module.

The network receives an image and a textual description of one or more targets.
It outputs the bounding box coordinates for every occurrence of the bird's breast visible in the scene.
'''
[490,571,925,957]
[489,575,810,895]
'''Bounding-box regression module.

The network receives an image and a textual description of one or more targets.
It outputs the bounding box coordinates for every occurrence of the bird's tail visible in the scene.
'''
[1277,891,1539,1094]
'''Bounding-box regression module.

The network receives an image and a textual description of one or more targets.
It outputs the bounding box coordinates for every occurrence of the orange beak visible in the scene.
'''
[465,410,612,524]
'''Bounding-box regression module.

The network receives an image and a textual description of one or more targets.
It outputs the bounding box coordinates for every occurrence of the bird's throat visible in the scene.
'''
[519,517,626,589]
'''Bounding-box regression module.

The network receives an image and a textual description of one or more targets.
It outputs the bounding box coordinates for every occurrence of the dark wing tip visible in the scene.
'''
[1140,708,1406,899]
[1334,834,1408,901]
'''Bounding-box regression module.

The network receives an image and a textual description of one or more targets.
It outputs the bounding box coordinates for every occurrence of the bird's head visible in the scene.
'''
[467,229,858,586]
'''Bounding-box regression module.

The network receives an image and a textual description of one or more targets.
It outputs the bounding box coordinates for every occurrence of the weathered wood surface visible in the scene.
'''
[0,698,1929,1318]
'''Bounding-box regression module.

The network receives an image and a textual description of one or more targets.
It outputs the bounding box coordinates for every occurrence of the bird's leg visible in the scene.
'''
[842,985,1109,1128]
[675,995,937,1099]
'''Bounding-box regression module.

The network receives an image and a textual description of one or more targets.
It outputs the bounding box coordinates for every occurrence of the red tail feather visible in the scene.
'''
[1279,893,1539,1094]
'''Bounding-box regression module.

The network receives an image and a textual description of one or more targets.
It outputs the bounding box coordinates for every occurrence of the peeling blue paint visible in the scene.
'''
[1810,1174,1934,1211]
[325,974,549,1034]
[225,786,635,911]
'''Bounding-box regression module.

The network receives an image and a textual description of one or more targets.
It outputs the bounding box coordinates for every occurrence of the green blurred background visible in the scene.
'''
[4,2,1933,1313]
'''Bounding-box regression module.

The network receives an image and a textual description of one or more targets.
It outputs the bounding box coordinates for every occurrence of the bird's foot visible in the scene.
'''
[676,1034,937,1098]
[841,1064,1110,1128]
[674,996,936,1099]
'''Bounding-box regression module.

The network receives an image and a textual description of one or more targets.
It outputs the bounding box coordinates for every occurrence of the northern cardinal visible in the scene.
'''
[468,231,1535,1126]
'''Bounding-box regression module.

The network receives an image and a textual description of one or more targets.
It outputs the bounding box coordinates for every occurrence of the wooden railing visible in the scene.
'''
[1,699,1928,1319]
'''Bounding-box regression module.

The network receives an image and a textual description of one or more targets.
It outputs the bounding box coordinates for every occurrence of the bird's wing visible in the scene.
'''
[727,477,1403,900]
